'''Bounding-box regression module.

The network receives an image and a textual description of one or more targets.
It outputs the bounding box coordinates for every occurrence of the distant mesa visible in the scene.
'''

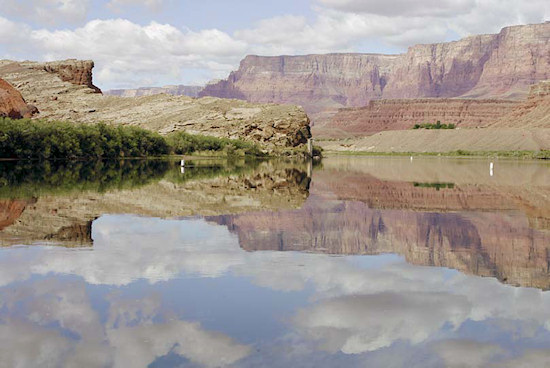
[200,22,550,133]
[104,85,203,98]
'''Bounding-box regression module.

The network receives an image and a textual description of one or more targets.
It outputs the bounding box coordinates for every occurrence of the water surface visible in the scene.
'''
[0,157,549,367]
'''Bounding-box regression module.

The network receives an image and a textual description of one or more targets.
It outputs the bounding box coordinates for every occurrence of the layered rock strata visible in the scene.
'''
[202,22,550,123]
[0,60,311,149]
[105,85,203,98]
[490,81,550,129]
[320,98,519,136]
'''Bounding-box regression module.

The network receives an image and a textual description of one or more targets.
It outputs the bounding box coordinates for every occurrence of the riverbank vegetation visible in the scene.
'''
[413,121,456,129]
[324,150,550,160]
[166,131,264,157]
[0,118,266,159]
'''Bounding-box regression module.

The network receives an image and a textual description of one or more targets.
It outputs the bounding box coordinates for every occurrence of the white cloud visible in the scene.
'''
[10,18,248,88]
[431,340,504,368]
[317,0,475,17]
[0,0,89,25]
[107,0,165,11]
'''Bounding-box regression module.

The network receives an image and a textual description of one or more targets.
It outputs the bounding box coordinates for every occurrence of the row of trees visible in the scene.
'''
[0,118,264,159]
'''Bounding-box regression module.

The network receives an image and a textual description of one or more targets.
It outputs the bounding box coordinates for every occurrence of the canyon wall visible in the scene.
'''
[320,98,520,137]
[104,85,203,98]
[490,81,550,129]
[201,53,397,115]
[201,22,550,123]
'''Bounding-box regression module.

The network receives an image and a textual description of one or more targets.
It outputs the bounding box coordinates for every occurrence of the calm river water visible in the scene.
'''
[0,156,549,367]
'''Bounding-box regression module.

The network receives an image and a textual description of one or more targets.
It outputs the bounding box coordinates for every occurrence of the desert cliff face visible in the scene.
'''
[490,81,550,129]
[0,78,37,119]
[320,98,520,137]
[202,54,397,115]
[104,85,203,98]
[0,59,311,149]
[201,23,550,124]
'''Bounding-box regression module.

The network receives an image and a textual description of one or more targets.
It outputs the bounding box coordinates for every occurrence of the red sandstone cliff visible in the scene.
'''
[0,78,37,119]
[201,23,550,123]
[490,81,550,129]
[320,98,520,137]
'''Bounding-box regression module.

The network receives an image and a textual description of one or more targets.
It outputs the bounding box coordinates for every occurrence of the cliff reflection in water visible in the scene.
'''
[209,157,550,289]
[0,159,310,245]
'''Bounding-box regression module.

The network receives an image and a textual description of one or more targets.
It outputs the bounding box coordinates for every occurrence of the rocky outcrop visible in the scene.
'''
[0,60,311,150]
[201,23,550,123]
[38,60,102,93]
[0,199,36,231]
[490,81,550,128]
[105,85,203,98]
[0,78,37,119]
[320,98,519,136]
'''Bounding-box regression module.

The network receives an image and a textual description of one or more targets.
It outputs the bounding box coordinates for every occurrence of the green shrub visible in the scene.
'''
[413,121,456,130]
[166,131,264,157]
[0,118,169,159]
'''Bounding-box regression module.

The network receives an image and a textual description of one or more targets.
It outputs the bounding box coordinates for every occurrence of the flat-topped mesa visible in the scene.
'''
[201,53,398,115]
[104,85,203,98]
[201,22,550,122]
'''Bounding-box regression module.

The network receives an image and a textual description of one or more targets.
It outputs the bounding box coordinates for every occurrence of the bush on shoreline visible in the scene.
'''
[413,121,456,130]
[0,118,265,159]
[166,131,264,157]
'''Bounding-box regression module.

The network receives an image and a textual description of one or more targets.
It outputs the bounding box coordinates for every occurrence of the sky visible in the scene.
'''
[0,0,548,89]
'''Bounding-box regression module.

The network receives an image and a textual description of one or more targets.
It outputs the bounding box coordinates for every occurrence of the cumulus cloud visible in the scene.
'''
[317,0,475,17]
[1,213,550,362]
[107,0,165,11]
[0,0,89,25]
[7,18,248,88]
[431,340,505,368]
[293,292,471,354]
[0,277,251,367]
[1,0,548,88]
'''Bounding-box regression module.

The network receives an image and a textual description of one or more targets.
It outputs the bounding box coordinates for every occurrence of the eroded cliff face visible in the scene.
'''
[0,59,311,150]
[202,54,397,115]
[320,98,519,137]
[104,85,203,98]
[490,81,550,129]
[0,78,37,119]
[201,23,550,123]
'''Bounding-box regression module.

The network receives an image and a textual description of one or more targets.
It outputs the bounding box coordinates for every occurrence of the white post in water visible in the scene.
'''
[180,159,185,167]
[490,162,494,177]
[307,138,313,157]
